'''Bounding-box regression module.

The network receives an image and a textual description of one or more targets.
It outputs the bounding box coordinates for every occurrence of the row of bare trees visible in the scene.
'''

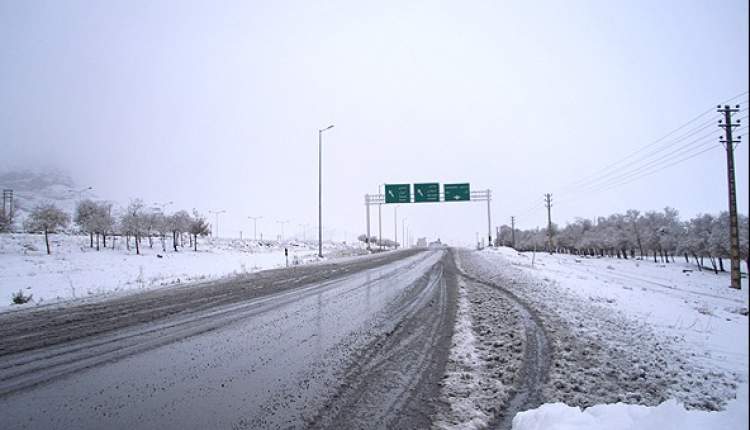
[19,199,210,255]
[495,207,749,273]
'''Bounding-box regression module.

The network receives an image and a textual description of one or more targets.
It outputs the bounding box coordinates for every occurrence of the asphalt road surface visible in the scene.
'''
[0,248,458,429]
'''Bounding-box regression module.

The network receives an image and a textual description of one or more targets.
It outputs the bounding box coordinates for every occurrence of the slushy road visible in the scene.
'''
[0,248,458,429]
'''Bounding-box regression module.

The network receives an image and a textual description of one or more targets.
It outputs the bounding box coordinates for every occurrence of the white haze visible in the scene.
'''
[1,0,748,246]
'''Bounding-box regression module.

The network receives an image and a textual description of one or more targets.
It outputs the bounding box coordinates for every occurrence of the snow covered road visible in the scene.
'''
[0,249,457,429]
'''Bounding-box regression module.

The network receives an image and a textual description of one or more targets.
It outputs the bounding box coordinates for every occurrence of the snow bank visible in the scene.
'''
[458,247,748,427]
[512,383,749,430]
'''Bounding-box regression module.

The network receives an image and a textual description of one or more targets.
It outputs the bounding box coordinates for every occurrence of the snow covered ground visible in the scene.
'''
[460,247,748,429]
[0,233,364,310]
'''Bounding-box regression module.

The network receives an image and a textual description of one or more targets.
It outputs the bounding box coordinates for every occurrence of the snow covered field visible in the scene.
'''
[461,247,748,429]
[0,233,364,309]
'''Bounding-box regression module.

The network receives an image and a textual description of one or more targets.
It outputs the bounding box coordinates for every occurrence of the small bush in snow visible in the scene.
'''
[11,289,33,305]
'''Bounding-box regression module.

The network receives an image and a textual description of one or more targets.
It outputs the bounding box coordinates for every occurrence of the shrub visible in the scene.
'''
[11,289,33,305]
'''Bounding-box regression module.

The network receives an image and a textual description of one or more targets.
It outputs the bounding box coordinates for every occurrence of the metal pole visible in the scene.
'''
[365,195,371,250]
[486,189,492,247]
[394,206,398,249]
[317,125,333,258]
[319,129,323,257]
[248,216,262,241]
[210,210,226,238]
[402,218,406,249]
[378,184,382,250]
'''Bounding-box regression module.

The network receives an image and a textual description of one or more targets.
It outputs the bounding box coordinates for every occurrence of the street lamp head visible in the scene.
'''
[320,124,334,132]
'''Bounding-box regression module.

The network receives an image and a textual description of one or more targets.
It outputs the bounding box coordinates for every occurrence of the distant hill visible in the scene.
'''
[0,169,95,230]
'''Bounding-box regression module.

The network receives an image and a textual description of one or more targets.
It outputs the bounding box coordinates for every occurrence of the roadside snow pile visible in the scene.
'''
[0,233,362,309]
[512,383,748,430]
[458,248,746,415]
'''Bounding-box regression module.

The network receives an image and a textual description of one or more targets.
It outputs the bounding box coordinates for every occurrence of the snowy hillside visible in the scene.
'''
[0,233,364,309]
[0,169,92,229]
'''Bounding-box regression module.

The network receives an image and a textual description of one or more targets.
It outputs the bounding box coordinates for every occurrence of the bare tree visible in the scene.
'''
[24,203,70,255]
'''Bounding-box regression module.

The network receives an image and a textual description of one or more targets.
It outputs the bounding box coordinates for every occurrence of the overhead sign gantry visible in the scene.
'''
[365,182,492,249]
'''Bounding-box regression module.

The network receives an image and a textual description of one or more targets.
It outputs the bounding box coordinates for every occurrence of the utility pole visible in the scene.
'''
[209,210,226,238]
[718,104,742,289]
[318,124,334,258]
[511,216,516,249]
[248,216,262,241]
[544,193,553,253]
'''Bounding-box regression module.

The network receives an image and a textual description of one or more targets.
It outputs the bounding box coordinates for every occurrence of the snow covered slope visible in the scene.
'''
[0,233,364,309]
[0,169,90,230]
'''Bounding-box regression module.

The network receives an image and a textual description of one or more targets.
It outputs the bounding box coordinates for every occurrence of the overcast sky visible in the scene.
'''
[1,0,748,246]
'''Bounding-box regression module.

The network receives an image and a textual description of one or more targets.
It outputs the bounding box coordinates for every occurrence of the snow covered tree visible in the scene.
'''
[120,199,146,255]
[624,209,644,258]
[188,211,210,251]
[739,214,749,272]
[708,212,730,273]
[74,199,99,248]
[152,212,169,252]
[168,210,192,251]
[92,202,115,250]
[23,203,70,255]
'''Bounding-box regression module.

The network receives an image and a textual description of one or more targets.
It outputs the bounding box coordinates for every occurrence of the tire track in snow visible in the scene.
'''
[450,251,551,430]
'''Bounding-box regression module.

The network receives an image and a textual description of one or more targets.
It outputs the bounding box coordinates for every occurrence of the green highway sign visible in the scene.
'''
[444,183,470,201]
[414,183,440,203]
[385,184,411,203]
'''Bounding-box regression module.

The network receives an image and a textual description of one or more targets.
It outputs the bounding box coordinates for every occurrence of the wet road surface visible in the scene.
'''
[0,249,457,429]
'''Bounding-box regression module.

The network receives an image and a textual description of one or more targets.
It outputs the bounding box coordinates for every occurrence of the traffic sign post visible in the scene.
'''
[414,183,440,203]
[385,184,411,204]
[444,183,470,201]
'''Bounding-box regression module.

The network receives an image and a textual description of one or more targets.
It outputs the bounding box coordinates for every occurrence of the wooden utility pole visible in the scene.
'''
[544,193,553,253]
[718,104,742,289]
[511,216,516,249]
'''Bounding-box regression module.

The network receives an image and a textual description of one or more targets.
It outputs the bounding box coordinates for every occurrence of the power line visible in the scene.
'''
[561,119,747,198]
[558,106,748,198]
[557,124,748,207]
[505,91,748,227]
[556,91,748,194]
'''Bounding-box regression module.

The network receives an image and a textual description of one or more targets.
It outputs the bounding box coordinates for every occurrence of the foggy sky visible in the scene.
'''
[1,0,748,246]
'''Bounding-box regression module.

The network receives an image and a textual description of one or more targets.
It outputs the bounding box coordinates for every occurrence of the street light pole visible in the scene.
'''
[276,219,289,241]
[318,124,334,258]
[248,216,262,241]
[402,218,407,249]
[76,186,93,201]
[394,206,398,249]
[209,210,226,238]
